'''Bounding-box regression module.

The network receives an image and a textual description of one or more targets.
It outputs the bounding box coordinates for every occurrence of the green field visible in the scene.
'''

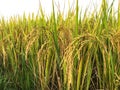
[0,0,120,90]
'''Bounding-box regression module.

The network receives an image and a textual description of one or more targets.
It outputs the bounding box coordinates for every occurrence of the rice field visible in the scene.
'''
[0,0,120,90]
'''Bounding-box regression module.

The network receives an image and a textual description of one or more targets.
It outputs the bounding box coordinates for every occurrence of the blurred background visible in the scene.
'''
[0,0,118,20]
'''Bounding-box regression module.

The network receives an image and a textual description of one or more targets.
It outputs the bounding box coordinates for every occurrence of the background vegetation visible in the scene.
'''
[0,0,120,89]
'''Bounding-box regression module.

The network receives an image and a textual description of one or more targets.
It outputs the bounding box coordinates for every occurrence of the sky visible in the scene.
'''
[0,0,118,20]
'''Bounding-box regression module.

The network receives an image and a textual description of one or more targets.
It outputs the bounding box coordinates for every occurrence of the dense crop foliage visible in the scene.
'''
[0,0,120,89]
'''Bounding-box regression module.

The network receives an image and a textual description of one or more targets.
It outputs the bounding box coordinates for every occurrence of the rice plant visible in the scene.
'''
[0,0,120,90]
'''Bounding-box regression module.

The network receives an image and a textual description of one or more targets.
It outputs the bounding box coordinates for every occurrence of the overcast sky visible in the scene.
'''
[0,0,118,20]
